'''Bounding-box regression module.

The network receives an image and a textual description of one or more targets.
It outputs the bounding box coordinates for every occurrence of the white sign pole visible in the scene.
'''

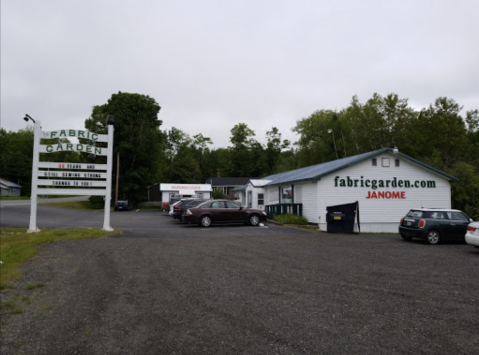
[102,124,114,231]
[28,121,42,233]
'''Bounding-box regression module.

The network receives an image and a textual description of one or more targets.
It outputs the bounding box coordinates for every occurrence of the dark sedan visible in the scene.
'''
[182,199,267,227]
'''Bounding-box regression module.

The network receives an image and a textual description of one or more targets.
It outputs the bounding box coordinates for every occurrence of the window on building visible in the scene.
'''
[395,159,400,167]
[196,193,203,198]
[258,193,264,205]
[247,191,252,208]
[382,158,390,167]
[372,158,377,166]
[281,187,292,203]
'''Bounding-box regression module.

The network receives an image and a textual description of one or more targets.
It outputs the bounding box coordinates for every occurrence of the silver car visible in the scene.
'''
[465,221,479,248]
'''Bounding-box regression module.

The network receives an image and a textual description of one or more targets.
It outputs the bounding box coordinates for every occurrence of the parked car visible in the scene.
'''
[465,221,479,248]
[169,200,183,216]
[115,200,132,211]
[171,199,207,220]
[398,208,472,245]
[182,199,267,227]
[165,196,182,211]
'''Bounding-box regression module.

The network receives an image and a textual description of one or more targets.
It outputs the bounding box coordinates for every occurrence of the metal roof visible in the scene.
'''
[261,148,458,186]
[250,179,271,187]
[231,184,247,192]
[205,177,256,186]
[0,178,21,188]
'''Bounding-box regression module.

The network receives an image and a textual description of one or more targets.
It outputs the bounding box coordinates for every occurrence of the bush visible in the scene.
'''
[88,196,104,209]
[212,189,227,199]
[273,213,308,225]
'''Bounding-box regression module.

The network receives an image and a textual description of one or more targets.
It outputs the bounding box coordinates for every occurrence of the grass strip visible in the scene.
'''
[0,196,30,201]
[0,227,119,285]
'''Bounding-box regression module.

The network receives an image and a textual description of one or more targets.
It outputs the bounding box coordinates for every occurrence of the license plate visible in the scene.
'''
[406,221,412,226]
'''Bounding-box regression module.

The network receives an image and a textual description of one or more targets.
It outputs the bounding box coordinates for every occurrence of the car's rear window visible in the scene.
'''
[406,210,425,218]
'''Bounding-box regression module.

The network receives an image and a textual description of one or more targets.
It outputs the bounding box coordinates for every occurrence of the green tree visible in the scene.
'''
[292,110,338,166]
[265,127,290,175]
[229,123,264,176]
[84,92,163,204]
[0,127,34,196]
[412,97,468,169]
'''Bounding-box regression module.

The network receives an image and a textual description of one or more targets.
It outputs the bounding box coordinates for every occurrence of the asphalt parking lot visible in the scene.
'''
[1,203,478,354]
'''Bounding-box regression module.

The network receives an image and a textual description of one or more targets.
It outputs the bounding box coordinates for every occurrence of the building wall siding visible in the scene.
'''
[316,153,452,231]
[245,185,265,210]
[298,182,318,222]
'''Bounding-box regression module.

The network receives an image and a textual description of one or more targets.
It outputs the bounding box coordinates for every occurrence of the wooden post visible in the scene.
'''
[115,152,119,203]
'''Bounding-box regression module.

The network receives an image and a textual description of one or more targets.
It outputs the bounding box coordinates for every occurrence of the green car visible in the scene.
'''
[398,208,472,245]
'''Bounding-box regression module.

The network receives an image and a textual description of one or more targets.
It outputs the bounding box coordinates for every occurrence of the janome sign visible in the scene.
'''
[28,120,114,233]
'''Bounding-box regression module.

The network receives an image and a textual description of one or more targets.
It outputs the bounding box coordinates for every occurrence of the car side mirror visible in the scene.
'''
[239,206,243,210]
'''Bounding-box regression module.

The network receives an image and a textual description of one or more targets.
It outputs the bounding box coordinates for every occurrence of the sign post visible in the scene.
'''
[27,120,115,232]
[102,124,114,231]
[28,121,42,233]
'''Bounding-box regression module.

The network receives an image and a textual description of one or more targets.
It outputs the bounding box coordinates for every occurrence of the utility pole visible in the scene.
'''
[115,152,119,203]
[328,129,339,159]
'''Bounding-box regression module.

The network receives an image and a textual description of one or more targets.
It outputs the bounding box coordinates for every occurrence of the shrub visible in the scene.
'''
[212,189,227,199]
[88,196,104,209]
[273,213,308,225]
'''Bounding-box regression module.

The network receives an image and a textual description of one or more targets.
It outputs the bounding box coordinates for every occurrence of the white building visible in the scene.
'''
[159,183,212,203]
[0,178,22,197]
[234,148,458,233]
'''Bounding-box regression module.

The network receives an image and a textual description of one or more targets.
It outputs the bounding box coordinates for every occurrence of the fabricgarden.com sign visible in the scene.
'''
[334,176,436,189]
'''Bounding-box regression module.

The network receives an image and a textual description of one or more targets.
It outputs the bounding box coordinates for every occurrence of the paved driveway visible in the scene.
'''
[1,204,478,354]
[1,202,284,238]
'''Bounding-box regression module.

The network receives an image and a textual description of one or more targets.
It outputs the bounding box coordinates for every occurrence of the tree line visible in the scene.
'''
[1,92,478,219]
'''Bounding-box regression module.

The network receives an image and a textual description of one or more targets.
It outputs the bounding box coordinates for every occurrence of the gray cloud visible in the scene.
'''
[2,0,478,148]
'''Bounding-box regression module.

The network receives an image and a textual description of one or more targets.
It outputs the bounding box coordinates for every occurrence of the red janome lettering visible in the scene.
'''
[366,191,406,199]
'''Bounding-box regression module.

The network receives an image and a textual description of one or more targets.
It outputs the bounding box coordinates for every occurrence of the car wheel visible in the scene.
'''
[249,214,260,226]
[426,230,441,245]
[401,234,413,241]
[200,215,212,227]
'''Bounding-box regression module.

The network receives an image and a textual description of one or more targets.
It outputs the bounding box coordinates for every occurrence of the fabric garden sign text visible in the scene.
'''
[28,121,114,233]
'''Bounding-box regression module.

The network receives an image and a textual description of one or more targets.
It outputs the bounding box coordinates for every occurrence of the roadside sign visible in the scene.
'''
[28,122,114,232]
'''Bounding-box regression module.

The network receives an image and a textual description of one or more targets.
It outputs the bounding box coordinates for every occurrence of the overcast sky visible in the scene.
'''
[2,0,478,148]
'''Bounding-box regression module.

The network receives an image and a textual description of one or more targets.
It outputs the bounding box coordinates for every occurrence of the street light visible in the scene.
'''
[328,129,339,159]
[23,114,35,123]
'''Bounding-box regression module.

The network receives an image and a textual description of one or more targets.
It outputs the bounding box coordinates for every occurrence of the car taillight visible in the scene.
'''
[185,209,192,215]
[418,219,426,228]
[174,206,182,210]
[467,226,476,231]
[400,218,404,225]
